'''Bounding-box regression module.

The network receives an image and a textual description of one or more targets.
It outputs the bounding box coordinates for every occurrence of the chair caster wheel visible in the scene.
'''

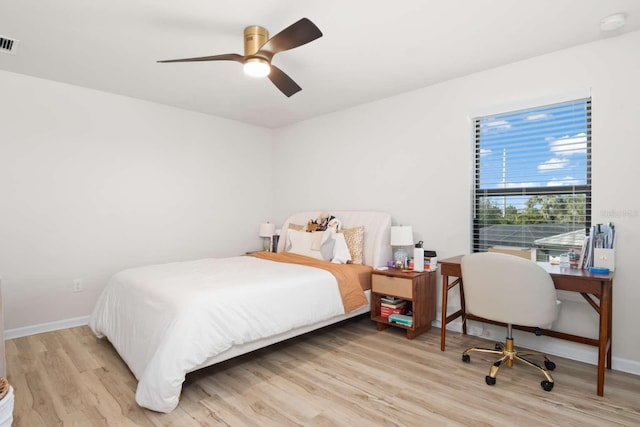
[544,360,556,371]
[541,380,554,391]
[462,354,470,363]
[495,343,503,350]
[485,376,496,386]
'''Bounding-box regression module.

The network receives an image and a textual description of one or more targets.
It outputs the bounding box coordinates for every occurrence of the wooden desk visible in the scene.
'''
[439,255,614,396]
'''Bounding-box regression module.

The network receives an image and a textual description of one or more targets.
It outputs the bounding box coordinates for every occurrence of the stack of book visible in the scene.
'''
[380,296,407,318]
[424,250,438,271]
[388,313,413,327]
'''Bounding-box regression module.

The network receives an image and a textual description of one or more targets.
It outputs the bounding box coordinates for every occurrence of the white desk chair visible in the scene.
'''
[461,252,559,391]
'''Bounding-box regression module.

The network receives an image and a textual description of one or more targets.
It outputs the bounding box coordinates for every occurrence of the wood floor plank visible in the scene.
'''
[6,316,640,426]
[57,327,102,373]
[20,370,63,426]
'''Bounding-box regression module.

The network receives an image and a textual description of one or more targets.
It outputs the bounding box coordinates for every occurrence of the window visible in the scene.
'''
[472,98,591,260]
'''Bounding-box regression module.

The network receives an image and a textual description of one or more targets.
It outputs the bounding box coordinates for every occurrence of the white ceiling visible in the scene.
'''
[1,1,639,128]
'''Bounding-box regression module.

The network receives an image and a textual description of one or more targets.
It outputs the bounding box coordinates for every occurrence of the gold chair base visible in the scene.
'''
[462,337,555,391]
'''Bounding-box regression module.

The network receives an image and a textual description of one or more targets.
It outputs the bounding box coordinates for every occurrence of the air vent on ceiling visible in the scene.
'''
[0,36,19,55]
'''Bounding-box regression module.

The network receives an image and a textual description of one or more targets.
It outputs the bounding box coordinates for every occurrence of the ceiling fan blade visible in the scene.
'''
[157,53,244,63]
[257,18,322,59]
[268,65,302,97]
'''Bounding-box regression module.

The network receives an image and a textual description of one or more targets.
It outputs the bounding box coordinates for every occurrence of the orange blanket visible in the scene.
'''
[249,252,371,313]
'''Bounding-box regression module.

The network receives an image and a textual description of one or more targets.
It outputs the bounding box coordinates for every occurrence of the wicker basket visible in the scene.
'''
[0,379,8,401]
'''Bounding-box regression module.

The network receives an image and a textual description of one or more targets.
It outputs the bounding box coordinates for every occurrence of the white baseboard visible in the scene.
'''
[432,319,640,377]
[5,316,90,340]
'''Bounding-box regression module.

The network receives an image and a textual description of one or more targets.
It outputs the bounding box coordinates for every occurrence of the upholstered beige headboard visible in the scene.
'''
[277,211,392,268]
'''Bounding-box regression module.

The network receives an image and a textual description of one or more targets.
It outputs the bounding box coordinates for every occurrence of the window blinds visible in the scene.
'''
[472,98,591,256]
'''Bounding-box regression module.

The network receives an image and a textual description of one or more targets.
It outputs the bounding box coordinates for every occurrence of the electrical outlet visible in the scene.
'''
[72,278,84,292]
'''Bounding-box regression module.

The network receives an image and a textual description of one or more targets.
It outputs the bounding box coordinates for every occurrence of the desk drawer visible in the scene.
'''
[372,275,413,299]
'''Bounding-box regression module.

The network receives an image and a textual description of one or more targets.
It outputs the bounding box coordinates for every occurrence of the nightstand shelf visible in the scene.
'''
[371,269,437,339]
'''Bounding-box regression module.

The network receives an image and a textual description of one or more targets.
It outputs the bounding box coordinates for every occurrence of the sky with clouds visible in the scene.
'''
[477,99,589,191]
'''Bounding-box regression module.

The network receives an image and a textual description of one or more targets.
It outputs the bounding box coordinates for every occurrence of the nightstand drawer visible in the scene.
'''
[372,275,412,299]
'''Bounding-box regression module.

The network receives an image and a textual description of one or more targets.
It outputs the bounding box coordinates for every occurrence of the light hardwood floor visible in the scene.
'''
[6,315,640,426]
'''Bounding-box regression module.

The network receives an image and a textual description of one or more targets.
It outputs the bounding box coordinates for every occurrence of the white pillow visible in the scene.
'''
[331,233,352,264]
[287,229,334,261]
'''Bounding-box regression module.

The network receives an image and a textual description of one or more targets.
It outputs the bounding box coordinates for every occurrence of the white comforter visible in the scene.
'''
[89,256,346,413]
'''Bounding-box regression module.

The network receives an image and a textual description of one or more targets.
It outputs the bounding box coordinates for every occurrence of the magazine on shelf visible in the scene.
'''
[580,223,615,269]
[381,296,405,305]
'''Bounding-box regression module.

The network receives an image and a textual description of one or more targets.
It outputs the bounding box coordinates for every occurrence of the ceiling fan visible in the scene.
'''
[157,18,322,97]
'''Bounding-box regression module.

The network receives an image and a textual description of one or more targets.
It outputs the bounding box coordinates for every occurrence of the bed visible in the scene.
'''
[89,210,391,413]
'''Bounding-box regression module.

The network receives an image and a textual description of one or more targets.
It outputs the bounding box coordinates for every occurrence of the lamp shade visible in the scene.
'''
[390,225,413,246]
[259,222,276,237]
[243,58,271,78]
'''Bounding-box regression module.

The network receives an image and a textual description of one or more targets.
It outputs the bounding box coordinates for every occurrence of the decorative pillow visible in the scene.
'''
[287,229,334,261]
[281,223,305,251]
[331,233,352,264]
[319,237,335,260]
[339,226,365,264]
[288,223,305,231]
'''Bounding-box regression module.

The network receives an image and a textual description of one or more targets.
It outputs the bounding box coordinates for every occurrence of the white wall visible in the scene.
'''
[273,31,640,370]
[2,29,639,373]
[0,71,273,330]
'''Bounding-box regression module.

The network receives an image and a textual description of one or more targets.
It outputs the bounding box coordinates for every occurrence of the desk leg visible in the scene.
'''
[440,274,466,352]
[440,274,449,351]
[597,281,612,396]
[607,283,613,370]
[460,280,467,336]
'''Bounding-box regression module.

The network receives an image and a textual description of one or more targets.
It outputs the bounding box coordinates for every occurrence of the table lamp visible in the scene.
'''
[259,222,276,252]
[390,225,413,268]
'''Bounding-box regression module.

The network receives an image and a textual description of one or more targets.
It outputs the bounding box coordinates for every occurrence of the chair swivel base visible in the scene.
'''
[462,337,555,392]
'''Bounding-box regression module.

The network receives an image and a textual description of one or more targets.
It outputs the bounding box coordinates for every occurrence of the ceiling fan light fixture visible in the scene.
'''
[243,58,270,78]
[157,18,322,96]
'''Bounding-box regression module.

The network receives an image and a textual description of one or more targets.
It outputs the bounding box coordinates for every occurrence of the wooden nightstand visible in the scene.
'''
[371,269,437,339]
